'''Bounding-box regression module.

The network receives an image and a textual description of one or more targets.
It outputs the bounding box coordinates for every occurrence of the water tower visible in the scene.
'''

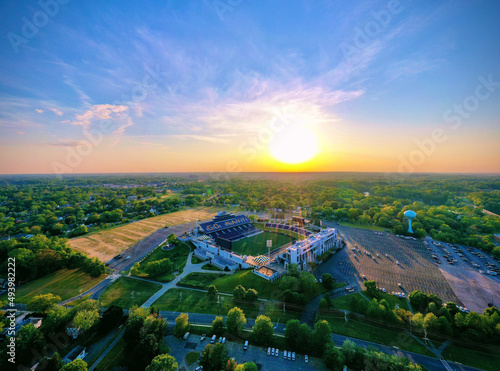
[404,210,417,233]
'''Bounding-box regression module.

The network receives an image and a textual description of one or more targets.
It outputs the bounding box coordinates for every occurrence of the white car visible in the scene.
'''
[271,348,275,356]
[305,355,309,362]
[283,350,288,359]
[292,352,296,361]
[275,349,279,357]
[267,347,271,355]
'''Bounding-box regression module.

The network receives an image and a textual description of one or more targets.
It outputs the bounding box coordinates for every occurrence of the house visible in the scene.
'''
[63,346,87,364]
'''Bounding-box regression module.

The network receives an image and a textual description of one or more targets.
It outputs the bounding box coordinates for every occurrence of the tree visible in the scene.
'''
[73,309,100,332]
[99,305,123,334]
[312,320,332,356]
[364,280,378,298]
[199,343,228,371]
[323,343,345,371]
[211,316,225,336]
[285,319,300,350]
[43,306,71,333]
[242,362,258,371]
[299,271,316,292]
[60,359,88,371]
[319,298,328,310]
[208,284,218,298]
[174,313,190,337]
[341,339,357,367]
[409,290,429,312]
[28,293,61,313]
[145,354,178,371]
[322,273,335,290]
[244,288,258,302]
[251,315,274,346]
[288,263,300,277]
[298,323,312,354]
[131,262,141,276]
[39,352,63,371]
[227,307,246,335]
[16,324,45,365]
[233,285,246,301]
[279,276,298,291]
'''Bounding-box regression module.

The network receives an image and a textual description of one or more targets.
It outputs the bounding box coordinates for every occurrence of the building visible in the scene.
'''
[494,234,500,243]
[63,346,87,364]
[277,228,339,271]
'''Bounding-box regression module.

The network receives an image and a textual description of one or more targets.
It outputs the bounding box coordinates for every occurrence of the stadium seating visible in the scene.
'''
[201,214,261,242]
[265,223,312,237]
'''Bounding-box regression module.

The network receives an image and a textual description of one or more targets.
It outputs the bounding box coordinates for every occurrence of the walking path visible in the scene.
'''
[88,328,125,371]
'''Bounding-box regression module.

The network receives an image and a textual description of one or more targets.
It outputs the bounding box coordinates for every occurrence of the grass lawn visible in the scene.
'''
[185,351,200,365]
[178,272,224,289]
[442,344,500,371]
[100,276,162,308]
[231,230,293,256]
[95,337,126,371]
[330,292,365,311]
[366,291,410,311]
[191,255,206,264]
[212,269,282,299]
[152,288,263,319]
[137,242,191,281]
[212,269,328,302]
[1,269,105,303]
[317,313,435,357]
[201,263,222,271]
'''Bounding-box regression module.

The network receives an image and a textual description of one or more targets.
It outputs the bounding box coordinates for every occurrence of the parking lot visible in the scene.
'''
[424,237,500,312]
[334,226,462,305]
[166,334,326,371]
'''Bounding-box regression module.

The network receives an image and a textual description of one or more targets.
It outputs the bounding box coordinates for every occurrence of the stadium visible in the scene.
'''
[198,212,302,256]
[192,212,340,276]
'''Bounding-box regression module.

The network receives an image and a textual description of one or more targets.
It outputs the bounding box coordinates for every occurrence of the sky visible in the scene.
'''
[0,0,499,176]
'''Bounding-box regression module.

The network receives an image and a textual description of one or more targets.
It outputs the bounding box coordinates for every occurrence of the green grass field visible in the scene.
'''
[442,343,500,371]
[178,272,223,289]
[337,221,386,231]
[151,288,262,319]
[330,291,410,312]
[231,230,293,256]
[317,313,435,357]
[1,269,105,303]
[212,269,282,299]
[100,276,162,308]
[136,242,191,281]
[211,269,329,302]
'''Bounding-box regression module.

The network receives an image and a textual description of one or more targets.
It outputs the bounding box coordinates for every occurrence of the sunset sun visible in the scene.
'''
[270,125,319,165]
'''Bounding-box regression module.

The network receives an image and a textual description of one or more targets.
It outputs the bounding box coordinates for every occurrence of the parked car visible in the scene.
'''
[243,340,248,350]
[292,352,296,361]
[275,349,279,357]
[267,347,271,356]
[210,335,216,344]
[271,348,275,356]
[222,337,226,344]
[183,332,190,340]
[283,350,288,359]
[305,355,309,362]
[200,334,206,341]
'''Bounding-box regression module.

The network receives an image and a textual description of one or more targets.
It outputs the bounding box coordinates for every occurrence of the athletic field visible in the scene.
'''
[231,230,293,256]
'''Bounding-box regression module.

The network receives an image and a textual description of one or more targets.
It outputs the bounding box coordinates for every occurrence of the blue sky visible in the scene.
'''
[0,0,499,174]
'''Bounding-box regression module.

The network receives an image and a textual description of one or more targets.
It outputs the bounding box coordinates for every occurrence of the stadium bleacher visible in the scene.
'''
[200,213,261,242]
[265,223,312,237]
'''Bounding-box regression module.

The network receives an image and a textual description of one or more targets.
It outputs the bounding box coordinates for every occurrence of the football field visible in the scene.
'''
[231,230,293,256]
